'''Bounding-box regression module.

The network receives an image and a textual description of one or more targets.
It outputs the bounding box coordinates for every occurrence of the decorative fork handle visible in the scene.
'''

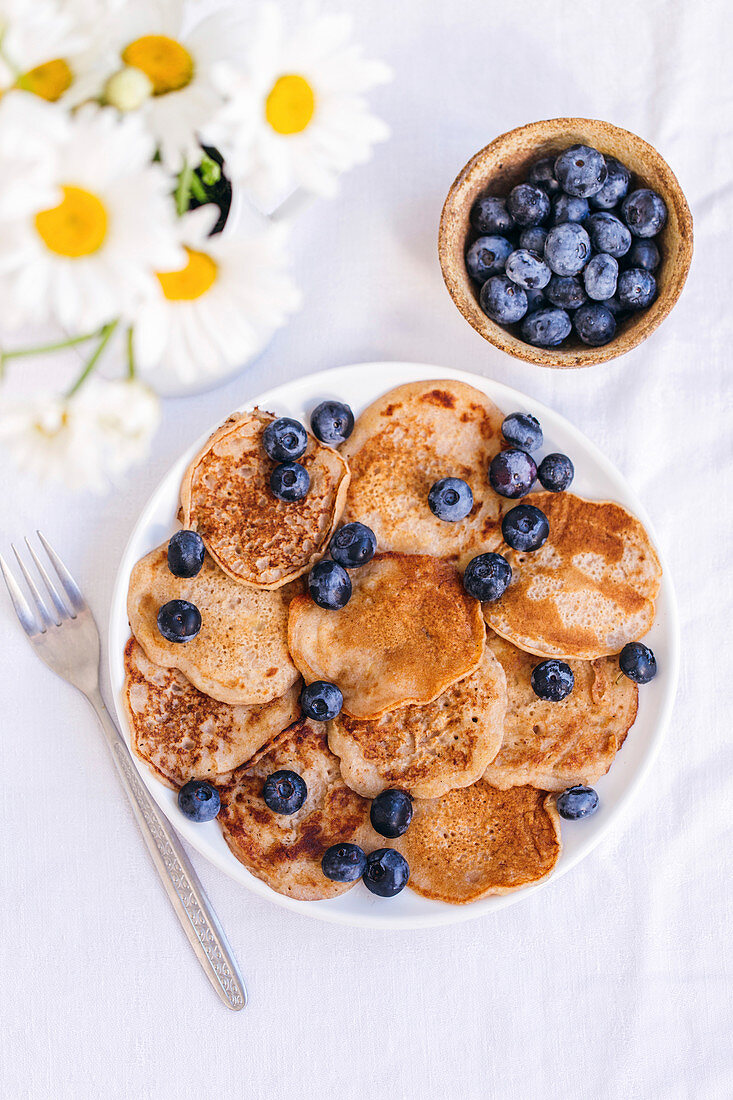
[85,687,246,1011]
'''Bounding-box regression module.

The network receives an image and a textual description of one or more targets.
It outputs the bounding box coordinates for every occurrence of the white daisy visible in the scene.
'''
[207,4,391,208]
[0,91,61,220]
[0,0,89,101]
[0,378,160,492]
[0,100,183,332]
[132,204,302,386]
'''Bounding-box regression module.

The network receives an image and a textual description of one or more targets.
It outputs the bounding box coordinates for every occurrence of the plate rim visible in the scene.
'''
[108,360,680,930]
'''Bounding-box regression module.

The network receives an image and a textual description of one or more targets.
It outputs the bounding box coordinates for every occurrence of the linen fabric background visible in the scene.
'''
[1,1,731,1097]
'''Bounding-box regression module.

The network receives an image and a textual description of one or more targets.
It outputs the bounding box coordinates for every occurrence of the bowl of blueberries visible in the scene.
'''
[438,118,693,367]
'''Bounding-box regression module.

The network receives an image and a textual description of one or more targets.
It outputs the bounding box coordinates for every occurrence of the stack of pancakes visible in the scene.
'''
[123,380,661,905]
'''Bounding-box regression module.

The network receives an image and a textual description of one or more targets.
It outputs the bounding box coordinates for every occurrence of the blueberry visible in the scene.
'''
[554,144,608,198]
[521,307,572,348]
[618,268,656,309]
[598,295,628,319]
[544,223,591,276]
[462,552,512,602]
[470,194,514,236]
[310,400,354,445]
[157,599,201,643]
[167,530,205,578]
[531,659,574,701]
[428,477,473,521]
[262,770,307,815]
[479,275,528,324]
[545,275,587,311]
[589,156,631,210]
[626,238,660,272]
[370,789,413,838]
[178,779,221,823]
[583,253,619,301]
[537,453,574,492]
[527,156,561,196]
[573,302,617,346]
[507,184,551,227]
[502,504,549,552]
[270,461,309,502]
[300,680,343,721]
[557,785,599,820]
[321,843,367,883]
[585,212,632,258]
[308,559,352,609]
[619,641,657,684]
[501,412,543,452]
[489,449,537,497]
[524,288,547,312]
[363,848,410,897]
[329,522,377,568]
[622,188,667,237]
[465,235,513,283]
[505,249,552,290]
[551,193,590,225]
[519,227,548,253]
[262,416,308,462]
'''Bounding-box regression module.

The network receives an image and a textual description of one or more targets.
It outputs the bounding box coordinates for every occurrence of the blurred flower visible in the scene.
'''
[0,92,61,220]
[207,4,391,207]
[0,378,160,492]
[132,205,302,385]
[0,100,183,332]
[0,0,88,101]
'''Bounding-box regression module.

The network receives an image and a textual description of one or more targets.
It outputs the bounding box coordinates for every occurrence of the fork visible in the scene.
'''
[1,532,246,1011]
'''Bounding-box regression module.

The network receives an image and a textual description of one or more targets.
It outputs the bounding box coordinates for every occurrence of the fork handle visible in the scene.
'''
[85,688,247,1011]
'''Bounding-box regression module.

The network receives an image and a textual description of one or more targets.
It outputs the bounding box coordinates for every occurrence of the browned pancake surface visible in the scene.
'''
[180,410,350,589]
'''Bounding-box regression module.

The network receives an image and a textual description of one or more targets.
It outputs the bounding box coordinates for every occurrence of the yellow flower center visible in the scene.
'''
[157,248,217,300]
[121,35,194,95]
[35,186,108,258]
[15,58,73,102]
[265,74,315,134]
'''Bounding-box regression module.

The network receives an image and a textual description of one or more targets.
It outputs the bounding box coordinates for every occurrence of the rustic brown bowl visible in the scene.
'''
[438,118,693,368]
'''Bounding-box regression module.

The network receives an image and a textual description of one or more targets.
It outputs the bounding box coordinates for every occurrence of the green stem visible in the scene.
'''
[175,160,194,216]
[1,328,102,363]
[189,172,208,204]
[66,320,118,398]
[126,326,136,379]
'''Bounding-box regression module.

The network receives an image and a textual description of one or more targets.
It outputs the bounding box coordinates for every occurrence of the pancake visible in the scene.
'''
[340,380,506,564]
[127,544,299,705]
[391,781,561,904]
[287,552,486,719]
[483,632,638,791]
[483,492,662,659]
[328,648,507,799]
[180,409,350,589]
[123,637,300,789]
[216,719,376,900]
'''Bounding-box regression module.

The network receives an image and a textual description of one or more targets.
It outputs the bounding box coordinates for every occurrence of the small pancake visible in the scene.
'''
[392,782,561,904]
[483,492,662,659]
[216,719,376,900]
[123,638,300,789]
[127,544,299,705]
[288,552,486,719]
[328,648,507,799]
[340,380,506,564]
[180,409,350,589]
[483,632,638,791]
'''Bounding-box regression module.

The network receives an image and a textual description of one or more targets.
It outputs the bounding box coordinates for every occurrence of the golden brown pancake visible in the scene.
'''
[483,632,638,791]
[484,492,662,659]
[328,648,507,798]
[180,409,350,589]
[340,380,506,564]
[216,719,377,900]
[123,637,300,789]
[287,552,486,719]
[391,781,561,904]
[127,544,299,705]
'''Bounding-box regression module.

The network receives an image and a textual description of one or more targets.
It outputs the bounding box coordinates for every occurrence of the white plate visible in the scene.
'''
[109,362,679,929]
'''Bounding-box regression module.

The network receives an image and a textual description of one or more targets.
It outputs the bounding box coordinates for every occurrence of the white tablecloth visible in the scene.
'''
[1,1,731,1097]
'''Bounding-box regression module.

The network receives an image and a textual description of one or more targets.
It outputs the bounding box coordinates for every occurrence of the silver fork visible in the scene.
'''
[1,532,246,1011]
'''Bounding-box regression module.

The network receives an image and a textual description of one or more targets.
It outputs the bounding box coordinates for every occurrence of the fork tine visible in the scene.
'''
[12,544,55,629]
[36,530,86,613]
[0,552,40,636]
[24,536,71,622]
